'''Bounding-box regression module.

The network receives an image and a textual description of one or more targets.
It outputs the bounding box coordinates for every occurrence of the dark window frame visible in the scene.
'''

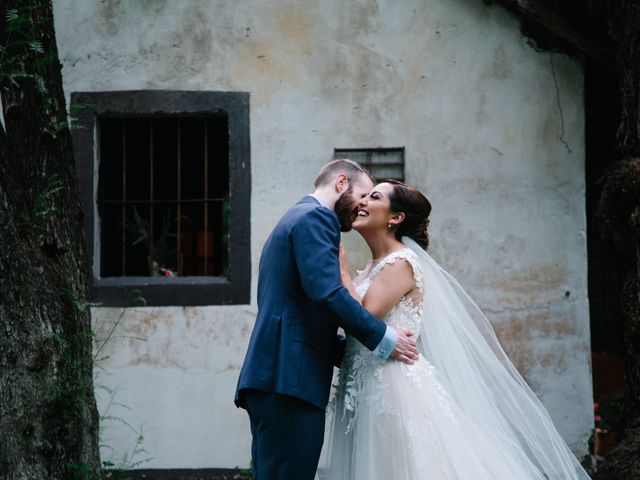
[72,91,251,306]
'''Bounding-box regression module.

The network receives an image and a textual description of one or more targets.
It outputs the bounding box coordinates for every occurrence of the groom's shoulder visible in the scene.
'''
[285,196,336,222]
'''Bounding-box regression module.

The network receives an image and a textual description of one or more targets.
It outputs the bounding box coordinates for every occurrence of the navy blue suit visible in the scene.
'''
[235,196,387,479]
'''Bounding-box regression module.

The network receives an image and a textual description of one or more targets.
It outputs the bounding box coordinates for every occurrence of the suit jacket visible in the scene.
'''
[235,196,387,410]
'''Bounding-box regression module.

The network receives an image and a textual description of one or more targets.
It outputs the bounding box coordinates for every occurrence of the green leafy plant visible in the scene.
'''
[594,393,623,436]
[54,289,152,479]
[127,208,178,277]
[1,5,56,129]
[236,461,253,479]
[23,175,64,229]
[92,290,153,476]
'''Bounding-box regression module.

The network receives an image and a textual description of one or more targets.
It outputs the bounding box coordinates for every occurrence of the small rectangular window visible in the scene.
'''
[98,116,229,278]
[334,147,405,182]
[72,91,250,306]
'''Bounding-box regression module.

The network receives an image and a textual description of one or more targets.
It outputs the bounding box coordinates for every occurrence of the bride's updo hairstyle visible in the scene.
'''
[386,179,432,250]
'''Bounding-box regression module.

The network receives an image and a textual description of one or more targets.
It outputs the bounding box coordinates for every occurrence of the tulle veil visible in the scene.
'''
[400,236,591,479]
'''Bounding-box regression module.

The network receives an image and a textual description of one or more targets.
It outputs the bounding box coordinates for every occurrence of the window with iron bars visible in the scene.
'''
[98,116,229,278]
[72,91,250,306]
[334,148,405,183]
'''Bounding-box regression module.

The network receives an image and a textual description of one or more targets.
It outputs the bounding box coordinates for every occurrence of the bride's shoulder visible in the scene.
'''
[380,247,419,267]
[371,248,422,283]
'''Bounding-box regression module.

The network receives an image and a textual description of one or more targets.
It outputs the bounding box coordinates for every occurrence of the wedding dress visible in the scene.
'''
[324,238,591,480]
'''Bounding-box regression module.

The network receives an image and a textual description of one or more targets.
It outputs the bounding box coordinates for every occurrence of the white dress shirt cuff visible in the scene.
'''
[372,326,397,359]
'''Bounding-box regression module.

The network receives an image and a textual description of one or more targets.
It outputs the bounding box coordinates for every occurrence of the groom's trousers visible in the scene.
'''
[243,389,325,480]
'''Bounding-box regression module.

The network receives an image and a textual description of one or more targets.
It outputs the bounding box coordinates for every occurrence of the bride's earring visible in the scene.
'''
[387,223,392,229]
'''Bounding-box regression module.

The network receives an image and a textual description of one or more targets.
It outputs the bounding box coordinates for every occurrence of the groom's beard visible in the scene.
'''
[334,189,358,232]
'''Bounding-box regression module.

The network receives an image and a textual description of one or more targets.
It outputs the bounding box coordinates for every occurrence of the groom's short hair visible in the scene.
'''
[314,159,374,188]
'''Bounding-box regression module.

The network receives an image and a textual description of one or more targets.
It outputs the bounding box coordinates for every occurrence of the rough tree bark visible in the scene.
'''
[0,1,101,479]
[592,1,640,478]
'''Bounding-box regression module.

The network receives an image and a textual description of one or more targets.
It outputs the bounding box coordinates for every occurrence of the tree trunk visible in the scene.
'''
[593,1,640,478]
[0,1,101,479]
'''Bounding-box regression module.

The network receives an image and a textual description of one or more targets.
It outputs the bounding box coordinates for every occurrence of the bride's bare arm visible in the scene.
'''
[339,244,361,303]
[342,248,419,364]
[361,259,415,320]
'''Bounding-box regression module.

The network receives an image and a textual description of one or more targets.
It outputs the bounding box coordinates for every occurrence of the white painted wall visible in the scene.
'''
[54,0,591,469]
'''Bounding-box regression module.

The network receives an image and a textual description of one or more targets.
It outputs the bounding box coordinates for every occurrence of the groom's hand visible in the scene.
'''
[391,327,419,364]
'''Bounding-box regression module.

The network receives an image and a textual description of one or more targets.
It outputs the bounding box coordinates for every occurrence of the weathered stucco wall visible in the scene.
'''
[54,0,591,468]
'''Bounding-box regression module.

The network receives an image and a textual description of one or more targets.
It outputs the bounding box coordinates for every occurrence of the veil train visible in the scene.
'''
[402,236,591,480]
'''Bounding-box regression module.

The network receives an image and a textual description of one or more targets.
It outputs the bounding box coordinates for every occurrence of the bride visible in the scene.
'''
[324,180,592,480]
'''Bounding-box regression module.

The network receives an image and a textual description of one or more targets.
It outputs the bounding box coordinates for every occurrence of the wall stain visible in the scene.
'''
[99,0,121,36]
[94,307,256,372]
[275,6,312,56]
[492,44,512,79]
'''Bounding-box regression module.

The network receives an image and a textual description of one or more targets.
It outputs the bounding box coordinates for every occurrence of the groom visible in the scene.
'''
[235,159,419,480]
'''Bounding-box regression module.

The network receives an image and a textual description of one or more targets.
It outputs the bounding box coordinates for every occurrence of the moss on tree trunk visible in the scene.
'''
[0,1,101,479]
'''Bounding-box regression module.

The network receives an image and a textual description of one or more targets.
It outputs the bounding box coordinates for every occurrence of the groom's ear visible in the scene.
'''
[335,173,349,193]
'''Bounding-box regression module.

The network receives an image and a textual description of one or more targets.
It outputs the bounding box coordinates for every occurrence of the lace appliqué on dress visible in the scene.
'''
[332,248,429,433]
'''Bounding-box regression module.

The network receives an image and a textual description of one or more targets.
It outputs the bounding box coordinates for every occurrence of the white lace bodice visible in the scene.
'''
[331,248,426,432]
[353,248,424,334]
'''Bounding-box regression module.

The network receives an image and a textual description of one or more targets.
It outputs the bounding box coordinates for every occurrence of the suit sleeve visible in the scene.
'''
[291,207,387,351]
[333,334,346,367]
